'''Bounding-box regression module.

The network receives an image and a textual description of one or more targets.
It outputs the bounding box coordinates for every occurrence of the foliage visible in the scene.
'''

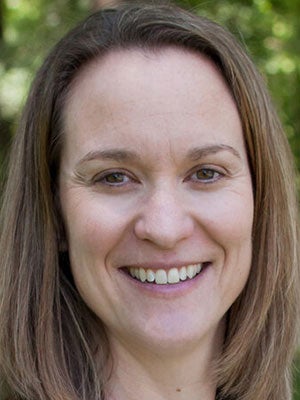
[0,0,300,396]
[1,0,299,172]
[178,0,300,171]
[294,350,300,400]
[0,0,90,169]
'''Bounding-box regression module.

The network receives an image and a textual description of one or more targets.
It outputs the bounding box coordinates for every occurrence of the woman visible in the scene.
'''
[0,2,299,400]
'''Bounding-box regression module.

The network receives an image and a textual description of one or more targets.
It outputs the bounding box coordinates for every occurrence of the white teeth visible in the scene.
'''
[146,269,155,282]
[128,263,203,285]
[155,270,168,284]
[187,265,196,279]
[179,266,187,281]
[130,269,135,278]
[139,268,147,282]
[168,268,180,284]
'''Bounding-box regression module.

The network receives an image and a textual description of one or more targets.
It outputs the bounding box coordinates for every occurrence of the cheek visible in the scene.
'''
[201,189,253,243]
[219,196,253,295]
[60,195,130,306]
[199,188,254,288]
[61,193,133,262]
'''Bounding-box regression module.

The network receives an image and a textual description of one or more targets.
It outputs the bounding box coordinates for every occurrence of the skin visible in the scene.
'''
[59,48,254,400]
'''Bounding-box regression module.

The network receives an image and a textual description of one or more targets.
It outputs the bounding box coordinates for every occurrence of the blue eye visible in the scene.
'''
[191,168,221,183]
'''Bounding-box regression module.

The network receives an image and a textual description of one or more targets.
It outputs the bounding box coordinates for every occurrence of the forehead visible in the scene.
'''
[65,46,235,116]
[62,47,244,161]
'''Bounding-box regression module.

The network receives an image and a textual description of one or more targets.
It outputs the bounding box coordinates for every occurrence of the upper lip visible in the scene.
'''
[121,261,208,270]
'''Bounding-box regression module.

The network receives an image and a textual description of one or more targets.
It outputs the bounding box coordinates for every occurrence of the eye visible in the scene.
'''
[94,171,132,186]
[190,168,222,183]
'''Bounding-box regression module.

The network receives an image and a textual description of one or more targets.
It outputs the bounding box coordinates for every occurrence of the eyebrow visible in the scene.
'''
[187,144,241,161]
[76,144,241,167]
[76,149,142,167]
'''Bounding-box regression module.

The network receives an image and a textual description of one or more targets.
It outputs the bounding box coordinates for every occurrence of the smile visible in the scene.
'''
[128,263,203,285]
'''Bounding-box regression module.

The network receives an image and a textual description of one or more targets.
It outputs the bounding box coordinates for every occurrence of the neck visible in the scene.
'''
[104,329,222,400]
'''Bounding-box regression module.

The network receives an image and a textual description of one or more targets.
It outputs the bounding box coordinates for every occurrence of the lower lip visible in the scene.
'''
[119,264,211,298]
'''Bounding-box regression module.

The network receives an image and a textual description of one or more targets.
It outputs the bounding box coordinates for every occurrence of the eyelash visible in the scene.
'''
[93,170,135,187]
[188,168,223,184]
[93,166,224,188]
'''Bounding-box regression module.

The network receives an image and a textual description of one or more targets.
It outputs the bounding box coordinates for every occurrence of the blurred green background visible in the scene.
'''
[0,0,299,397]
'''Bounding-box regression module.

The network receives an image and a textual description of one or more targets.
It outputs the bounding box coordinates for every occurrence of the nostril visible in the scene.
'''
[133,212,194,249]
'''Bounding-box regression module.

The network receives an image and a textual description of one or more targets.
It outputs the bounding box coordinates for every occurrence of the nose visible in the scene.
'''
[133,189,194,249]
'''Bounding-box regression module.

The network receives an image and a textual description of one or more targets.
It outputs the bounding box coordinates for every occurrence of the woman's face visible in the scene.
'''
[59,48,253,355]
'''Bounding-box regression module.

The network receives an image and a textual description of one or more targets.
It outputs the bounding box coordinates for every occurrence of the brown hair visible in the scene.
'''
[0,2,299,399]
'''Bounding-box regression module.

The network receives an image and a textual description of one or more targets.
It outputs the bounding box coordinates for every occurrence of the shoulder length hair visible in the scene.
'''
[0,2,299,400]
